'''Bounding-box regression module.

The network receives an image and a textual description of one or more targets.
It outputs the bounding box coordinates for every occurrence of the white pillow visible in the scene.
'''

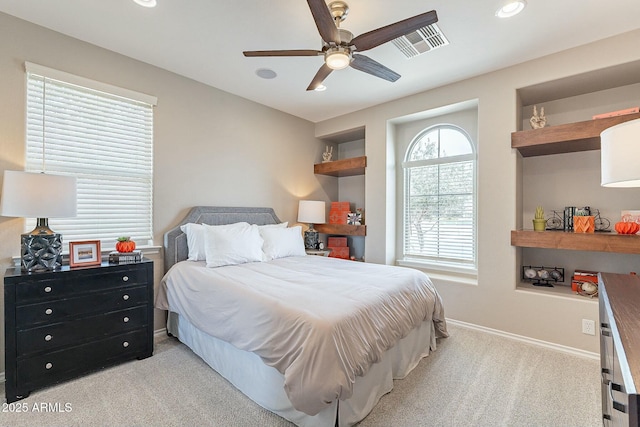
[204,223,264,268]
[180,222,251,261]
[260,226,306,261]
[180,223,207,261]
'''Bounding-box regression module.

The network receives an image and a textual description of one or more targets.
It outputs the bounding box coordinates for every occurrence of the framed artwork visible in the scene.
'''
[69,240,102,267]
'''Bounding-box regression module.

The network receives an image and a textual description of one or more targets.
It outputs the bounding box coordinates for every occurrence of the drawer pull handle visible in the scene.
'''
[122,276,129,282]
[123,341,129,348]
[45,308,53,315]
[44,334,52,342]
[123,317,130,323]
[123,294,130,301]
[44,286,52,293]
[45,362,53,370]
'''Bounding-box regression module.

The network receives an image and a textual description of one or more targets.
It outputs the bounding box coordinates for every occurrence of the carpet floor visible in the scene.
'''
[2,323,601,427]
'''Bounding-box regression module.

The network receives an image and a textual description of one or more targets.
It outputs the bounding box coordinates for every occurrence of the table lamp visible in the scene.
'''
[601,119,640,187]
[1,170,77,271]
[298,200,325,249]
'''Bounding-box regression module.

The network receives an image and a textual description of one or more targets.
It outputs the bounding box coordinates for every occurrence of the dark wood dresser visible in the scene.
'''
[599,272,640,426]
[4,259,154,403]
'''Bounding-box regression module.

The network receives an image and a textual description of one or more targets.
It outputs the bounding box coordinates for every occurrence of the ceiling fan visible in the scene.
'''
[243,0,438,91]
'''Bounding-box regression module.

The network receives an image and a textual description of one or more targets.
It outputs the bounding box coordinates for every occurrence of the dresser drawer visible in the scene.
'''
[17,306,147,356]
[16,329,149,391]
[16,285,148,328]
[15,266,148,303]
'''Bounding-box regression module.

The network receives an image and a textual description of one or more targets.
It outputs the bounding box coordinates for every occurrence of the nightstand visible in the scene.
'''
[305,249,332,257]
[4,259,154,403]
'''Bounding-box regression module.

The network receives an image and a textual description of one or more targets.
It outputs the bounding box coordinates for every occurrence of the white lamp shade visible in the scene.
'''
[601,119,640,187]
[297,200,326,224]
[1,171,77,218]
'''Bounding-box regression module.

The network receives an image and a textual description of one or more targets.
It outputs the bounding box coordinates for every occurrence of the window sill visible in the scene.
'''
[396,259,478,286]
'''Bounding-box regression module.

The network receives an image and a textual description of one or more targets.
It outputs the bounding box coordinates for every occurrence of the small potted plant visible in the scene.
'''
[533,206,546,232]
[573,209,595,233]
[116,236,136,253]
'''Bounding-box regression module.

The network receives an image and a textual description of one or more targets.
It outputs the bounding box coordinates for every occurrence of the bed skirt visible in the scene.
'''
[167,311,436,427]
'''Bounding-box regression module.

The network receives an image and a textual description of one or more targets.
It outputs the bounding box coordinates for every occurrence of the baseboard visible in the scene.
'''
[446,318,599,361]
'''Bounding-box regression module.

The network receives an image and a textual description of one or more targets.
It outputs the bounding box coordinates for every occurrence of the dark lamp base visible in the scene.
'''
[21,232,63,271]
[304,230,319,250]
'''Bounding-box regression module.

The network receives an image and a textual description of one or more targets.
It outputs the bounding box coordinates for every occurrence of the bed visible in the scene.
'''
[156,206,447,426]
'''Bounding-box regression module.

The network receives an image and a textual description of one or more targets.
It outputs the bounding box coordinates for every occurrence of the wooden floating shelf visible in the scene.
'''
[511,113,640,157]
[315,223,366,236]
[314,156,366,177]
[511,230,640,254]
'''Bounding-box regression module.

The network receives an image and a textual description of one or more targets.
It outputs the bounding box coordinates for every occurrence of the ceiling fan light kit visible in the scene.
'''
[242,0,438,91]
[325,48,351,70]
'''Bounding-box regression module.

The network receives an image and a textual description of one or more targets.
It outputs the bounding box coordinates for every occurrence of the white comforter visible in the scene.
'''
[156,255,447,416]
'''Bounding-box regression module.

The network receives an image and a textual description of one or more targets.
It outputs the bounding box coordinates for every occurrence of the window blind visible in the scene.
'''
[403,125,476,268]
[25,67,155,250]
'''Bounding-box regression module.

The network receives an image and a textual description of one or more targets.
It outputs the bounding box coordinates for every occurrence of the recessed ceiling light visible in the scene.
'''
[133,0,157,8]
[314,85,327,92]
[255,68,277,79]
[496,0,526,18]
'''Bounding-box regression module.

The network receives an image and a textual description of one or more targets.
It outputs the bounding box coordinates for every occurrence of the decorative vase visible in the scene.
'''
[532,219,546,232]
[573,216,595,233]
[615,221,640,234]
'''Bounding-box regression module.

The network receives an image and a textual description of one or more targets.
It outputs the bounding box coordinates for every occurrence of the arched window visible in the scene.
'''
[402,124,476,269]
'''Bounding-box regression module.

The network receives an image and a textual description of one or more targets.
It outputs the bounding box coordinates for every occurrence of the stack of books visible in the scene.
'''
[327,237,349,259]
[329,201,350,224]
[108,250,142,264]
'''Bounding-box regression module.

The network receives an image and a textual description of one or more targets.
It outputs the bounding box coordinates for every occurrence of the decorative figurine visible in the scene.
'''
[347,212,361,225]
[530,105,547,129]
[322,146,333,163]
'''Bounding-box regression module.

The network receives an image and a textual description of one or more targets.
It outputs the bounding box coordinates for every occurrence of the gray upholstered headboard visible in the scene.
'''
[163,206,281,272]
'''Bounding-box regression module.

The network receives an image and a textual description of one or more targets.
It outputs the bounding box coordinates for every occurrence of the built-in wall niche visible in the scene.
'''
[519,247,639,299]
[515,61,640,296]
[518,59,640,131]
[337,139,365,260]
[317,126,366,261]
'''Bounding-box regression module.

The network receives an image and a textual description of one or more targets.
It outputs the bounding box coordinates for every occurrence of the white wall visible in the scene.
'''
[315,29,640,353]
[0,12,336,374]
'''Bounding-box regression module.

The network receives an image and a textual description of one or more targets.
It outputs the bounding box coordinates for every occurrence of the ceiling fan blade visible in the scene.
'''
[351,10,438,52]
[306,63,333,91]
[350,54,400,82]
[307,0,340,44]
[243,49,323,57]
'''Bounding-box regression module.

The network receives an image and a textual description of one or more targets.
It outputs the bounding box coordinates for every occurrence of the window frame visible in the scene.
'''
[400,123,478,275]
[24,63,157,251]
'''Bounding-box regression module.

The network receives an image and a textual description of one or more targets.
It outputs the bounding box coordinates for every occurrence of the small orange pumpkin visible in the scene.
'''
[116,237,136,253]
[615,221,640,235]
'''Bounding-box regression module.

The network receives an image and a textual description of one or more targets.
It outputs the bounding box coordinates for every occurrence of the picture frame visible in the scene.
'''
[69,240,102,267]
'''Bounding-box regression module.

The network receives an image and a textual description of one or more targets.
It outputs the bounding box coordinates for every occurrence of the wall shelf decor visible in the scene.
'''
[315,223,366,236]
[511,230,640,254]
[511,112,640,157]
[314,156,366,177]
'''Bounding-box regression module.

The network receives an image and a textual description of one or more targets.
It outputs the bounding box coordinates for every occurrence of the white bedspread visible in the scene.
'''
[156,256,447,416]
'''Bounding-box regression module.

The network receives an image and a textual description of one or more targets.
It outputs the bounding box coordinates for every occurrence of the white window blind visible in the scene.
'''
[25,64,155,250]
[402,125,477,268]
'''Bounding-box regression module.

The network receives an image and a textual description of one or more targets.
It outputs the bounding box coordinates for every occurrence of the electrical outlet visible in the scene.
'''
[582,319,596,336]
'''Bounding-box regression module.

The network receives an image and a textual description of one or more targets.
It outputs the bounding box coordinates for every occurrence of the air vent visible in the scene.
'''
[391,23,449,59]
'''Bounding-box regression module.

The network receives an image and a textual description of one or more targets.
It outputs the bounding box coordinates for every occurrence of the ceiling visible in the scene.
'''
[1,1,640,123]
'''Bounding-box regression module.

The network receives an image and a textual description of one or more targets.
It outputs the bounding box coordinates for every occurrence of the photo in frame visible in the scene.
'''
[69,240,102,267]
